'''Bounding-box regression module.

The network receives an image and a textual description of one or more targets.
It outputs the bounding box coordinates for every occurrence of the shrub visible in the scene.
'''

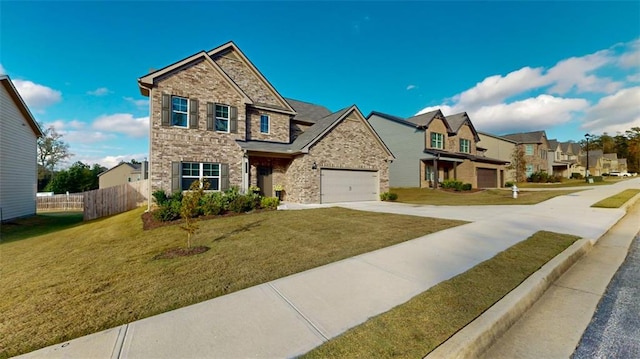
[571,172,583,179]
[152,190,169,206]
[228,194,256,213]
[505,181,515,188]
[550,175,563,183]
[260,197,280,210]
[592,176,604,183]
[380,192,398,201]
[441,179,464,190]
[201,192,227,216]
[461,183,472,191]
[528,171,550,183]
[152,200,182,222]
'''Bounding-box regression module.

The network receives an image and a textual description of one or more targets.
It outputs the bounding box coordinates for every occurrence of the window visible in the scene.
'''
[525,144,534,155]
[260,114,270,134]
[215,105,230,132]
[526,164,534,177]
[172,96,188,127]
[460,139,471,153]
[431,132,444,149]
[181,162,221,191]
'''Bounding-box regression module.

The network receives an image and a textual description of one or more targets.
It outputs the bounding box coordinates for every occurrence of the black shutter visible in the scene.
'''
[220,163,229,191]
[161,94,171,126]
[189,99,199,128]
[171,161,181,193]
[230,106,238,133]
[207,103,214,131]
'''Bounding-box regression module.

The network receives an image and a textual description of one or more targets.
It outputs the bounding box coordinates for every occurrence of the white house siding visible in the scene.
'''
[0,84,38,221]
[368,114,425,187]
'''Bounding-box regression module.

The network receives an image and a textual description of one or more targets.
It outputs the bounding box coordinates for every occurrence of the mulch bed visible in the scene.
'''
[153,246,210,260]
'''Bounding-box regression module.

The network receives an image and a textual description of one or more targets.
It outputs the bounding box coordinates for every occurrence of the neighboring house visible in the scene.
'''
[368,110,508,188]
[137,41,393,204]
[547,139,577,178]
[477,132,516,182]
[619,158,628,173]
[98,161,148,189]
[581,149,606,176]
[502,131,550,178]
[0,75,43,221]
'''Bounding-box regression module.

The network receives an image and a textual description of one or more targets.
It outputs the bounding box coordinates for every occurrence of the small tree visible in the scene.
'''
[180,180,208,248]
[507,146,527,183]
[37,125,72,180]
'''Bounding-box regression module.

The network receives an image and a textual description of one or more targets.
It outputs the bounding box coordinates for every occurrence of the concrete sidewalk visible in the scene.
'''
[16,179,640,358]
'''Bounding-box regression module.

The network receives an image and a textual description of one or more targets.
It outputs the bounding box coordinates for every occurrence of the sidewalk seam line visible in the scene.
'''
[267,283,330,341]
[112,324,129,359]
[553,282,607,297]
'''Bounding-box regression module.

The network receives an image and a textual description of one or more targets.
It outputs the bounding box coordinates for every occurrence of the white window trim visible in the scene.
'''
[172,96,189,128]
[460,139,470,153]
[260,114,270,134]
[181,162,221,191]
[431,132,444,149]
[215,104,230,133]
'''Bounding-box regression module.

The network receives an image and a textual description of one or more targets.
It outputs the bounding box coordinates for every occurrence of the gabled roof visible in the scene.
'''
[207,42,296,115]
[367,111,421,128]
[477,131,518,143]
[98,162,143,177]
[237,105,394,159]
[0,75,43,137]
[548,139,560,150]
[445,112,480,141]
[406,109,448,129]
[137,50,253,105]
[502,130,547,144]
[285,98,332,124]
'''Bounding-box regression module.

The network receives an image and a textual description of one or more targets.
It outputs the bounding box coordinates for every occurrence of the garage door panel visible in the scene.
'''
[321,169,378,203]
[477,168,497,188]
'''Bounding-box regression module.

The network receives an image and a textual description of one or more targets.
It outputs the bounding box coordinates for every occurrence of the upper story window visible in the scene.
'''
[525,144,534,155]
[431,132,444,149]
[260,114,270,134]
[460,139,471,153]
[215,105,230,132]
[172,96,188,127]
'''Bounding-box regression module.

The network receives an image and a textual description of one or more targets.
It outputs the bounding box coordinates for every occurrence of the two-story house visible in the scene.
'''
[368,110,507,188]
[502,131,550,178]
[476,132,517,182]
[137,42,393,204]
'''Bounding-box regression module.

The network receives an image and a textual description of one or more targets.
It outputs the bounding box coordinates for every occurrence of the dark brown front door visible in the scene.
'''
[257,166,273,197]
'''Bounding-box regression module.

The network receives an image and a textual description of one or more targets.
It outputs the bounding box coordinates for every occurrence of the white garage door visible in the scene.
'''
[320,169,378,203]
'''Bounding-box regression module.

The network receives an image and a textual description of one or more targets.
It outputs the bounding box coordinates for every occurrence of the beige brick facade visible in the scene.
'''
[426,118,449,149]
[213,53,281,106]
[246,108,290,143]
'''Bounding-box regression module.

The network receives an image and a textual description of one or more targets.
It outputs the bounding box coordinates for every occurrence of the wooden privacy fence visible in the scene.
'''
[37,193,84,211]
[83,180,149,221]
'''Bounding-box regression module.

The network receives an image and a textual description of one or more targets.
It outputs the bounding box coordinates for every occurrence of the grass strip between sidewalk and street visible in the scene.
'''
[391,187,580,205]
[591,189,640,208]
[302,230,580,358]
[0,207,466,358]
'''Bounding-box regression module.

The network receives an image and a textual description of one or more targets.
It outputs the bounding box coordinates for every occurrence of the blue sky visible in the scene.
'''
[1,1,638,168]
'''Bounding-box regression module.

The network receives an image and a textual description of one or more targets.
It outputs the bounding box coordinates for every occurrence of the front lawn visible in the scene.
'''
[0,211,83,243]
[303,231,580,358]
[518,177,628,188]
[0,207,466,358]
[391,187,580,205]
[591,189,640,208]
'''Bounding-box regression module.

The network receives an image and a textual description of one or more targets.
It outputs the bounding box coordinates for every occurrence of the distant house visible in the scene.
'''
[368,110,508,188]
[502,131,550,178]
[0,75,43,221]
[98,161,148,189]
[477,132,517,182]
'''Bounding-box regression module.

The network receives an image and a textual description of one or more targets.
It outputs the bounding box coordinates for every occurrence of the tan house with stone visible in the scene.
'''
[368,110,508,188]
[137,41,393,204]
[98,161,148,189]
[502,131,550,178]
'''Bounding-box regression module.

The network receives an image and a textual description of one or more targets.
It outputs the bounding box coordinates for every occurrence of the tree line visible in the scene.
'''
[579,127,640,173]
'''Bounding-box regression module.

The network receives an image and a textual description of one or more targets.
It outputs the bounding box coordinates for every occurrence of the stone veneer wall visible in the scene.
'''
[150,59,246,193]
[521,142,549,173]
[426,118,449,149]
[447,125,477,154]
[246,108,290,143]
[285,113,390,203]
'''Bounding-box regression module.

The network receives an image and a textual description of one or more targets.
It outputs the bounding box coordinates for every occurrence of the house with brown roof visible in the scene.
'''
[0,75,43,221]
[137,42,393,204]
[502,131,550,178]
[368,110,508,188]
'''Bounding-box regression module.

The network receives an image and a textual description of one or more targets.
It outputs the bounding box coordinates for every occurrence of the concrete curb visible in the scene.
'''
[425,238,593,359]
[621,191,640,212]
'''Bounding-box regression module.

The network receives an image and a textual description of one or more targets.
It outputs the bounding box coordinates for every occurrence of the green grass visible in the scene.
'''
[0,211,84,243]
[391,187,580,205]
[302,231,580,358]
[0,207,466,358]
[591,189,640,208]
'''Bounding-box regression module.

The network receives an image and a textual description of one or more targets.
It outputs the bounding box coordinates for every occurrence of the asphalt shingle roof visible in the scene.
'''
[285,98,332,124]
[502,130,546,144]
[406,110,442,127]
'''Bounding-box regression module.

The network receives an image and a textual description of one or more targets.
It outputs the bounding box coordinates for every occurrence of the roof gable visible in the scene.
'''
[0,75,43,137]
[406,109,446,129]
[445,112,480,141]
[208,42,296,115]
[137,51,252,104]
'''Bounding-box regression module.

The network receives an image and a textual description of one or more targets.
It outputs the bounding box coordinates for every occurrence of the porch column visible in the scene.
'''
[242,154,249,194]
[433,156,439,189]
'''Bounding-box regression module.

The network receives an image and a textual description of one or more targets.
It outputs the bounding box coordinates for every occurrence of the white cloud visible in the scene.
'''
[618,39,640,69]
[73,153,148,169]
[87,87,111,96]
[406,85,416,91]
[627,73,640,83]
[12,79,62,110]
[581,87,640,134]
[92,113,149,137]
[416,104,456,116]
[544,49,620,94]
[0,64,5,75]
[124,96,149,108]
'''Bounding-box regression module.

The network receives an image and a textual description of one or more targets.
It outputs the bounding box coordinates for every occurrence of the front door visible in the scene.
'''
[257,166,273,197]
